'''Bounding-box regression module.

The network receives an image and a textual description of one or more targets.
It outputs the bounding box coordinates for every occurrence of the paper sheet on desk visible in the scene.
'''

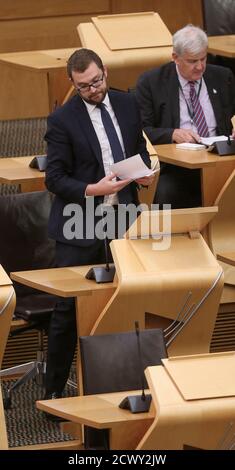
[200,135,232,146]
[200,135,234,152]
[176,143,206,150]
[110,154,154,180]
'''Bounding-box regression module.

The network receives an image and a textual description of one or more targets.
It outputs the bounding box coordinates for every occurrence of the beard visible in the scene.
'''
[82,89,107,105]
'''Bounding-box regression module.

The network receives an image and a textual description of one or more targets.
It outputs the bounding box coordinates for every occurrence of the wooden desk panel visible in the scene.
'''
[208,35,235,58]
[0,156,45,191]
[37,390,154,450]
[139,358,235,450]
[0,49,76,119]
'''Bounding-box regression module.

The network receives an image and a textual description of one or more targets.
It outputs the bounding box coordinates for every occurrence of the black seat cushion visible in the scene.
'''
[15,293,57,321]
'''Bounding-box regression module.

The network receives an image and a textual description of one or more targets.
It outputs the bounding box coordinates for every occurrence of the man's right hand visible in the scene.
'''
[172,128,200,143]
[86,173,131,197]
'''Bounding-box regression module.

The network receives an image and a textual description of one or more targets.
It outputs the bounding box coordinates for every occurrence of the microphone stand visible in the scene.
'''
[212,121,235,156]
[119,321,152,413]
[85,209,115,283]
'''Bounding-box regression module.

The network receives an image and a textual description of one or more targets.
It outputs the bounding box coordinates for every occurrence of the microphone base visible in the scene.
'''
[85,265,115,283]
[211,140,235,156]
[29,155,47,171]
[119,394,152,413]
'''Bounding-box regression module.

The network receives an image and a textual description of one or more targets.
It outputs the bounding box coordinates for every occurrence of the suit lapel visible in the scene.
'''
[71,96,104,167]
[204,67,223,129]
[166,64,180,127]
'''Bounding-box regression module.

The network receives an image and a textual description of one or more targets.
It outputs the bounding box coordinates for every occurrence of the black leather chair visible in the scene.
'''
[203,0,235,74]
[203,0,235,36]
[0,190,57,408]
[79,328,167,450]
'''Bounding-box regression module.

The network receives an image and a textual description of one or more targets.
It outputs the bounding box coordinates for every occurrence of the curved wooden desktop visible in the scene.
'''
[0,156,45,192]
[208,35,235,59]
[156,143,235,207]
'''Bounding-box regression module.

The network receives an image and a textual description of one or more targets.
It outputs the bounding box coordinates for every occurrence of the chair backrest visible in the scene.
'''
[79,328,167,395]
[0,190,56,298]
[203,0,235,36]
[79,328,167,450]
[0,268,16,368]
[0,267,16,450]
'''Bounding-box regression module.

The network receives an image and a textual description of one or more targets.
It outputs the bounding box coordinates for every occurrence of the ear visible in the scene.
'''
[172,52,180,66]
[103,65,108,79]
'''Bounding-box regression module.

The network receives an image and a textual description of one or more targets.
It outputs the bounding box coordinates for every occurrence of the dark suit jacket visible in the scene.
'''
[45,89,150,246]
[136,62,235,144]
[136,62,235,208]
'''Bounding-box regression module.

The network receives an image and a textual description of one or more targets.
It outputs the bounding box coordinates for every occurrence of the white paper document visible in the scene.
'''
[110,154,154,180]
[176,143,206,151]
[200,135,232,146]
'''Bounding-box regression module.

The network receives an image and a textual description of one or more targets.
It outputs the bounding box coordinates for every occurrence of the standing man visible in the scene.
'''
[136,24,235,208]
[44,48,153,405]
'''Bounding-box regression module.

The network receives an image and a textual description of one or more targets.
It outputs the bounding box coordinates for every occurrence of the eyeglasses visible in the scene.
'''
[76,73,104,93]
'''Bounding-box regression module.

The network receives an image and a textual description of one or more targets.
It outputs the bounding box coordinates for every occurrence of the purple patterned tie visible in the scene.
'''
[189,81,209,137]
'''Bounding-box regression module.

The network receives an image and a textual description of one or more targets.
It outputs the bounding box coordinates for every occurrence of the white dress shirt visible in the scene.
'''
[84,94,126,204]
[176,67,217,137]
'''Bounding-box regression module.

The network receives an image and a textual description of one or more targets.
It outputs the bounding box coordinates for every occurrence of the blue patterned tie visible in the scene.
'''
[97,103,124,163]
[189,81,209,137]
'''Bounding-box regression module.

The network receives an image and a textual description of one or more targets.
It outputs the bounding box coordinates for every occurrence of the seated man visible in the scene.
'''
[136,24,235,208]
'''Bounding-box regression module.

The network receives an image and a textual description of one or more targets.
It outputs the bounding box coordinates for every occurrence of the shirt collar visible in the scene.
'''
[176,65,200,89]
[83,93,110,114]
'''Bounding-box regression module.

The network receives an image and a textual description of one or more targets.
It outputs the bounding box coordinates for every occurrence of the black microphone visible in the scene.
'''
[212,119,235,156]
[119,321,152,413]
[85,209,115,283]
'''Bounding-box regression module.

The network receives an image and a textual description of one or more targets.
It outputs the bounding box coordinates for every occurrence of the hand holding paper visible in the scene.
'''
[110,154,156,180]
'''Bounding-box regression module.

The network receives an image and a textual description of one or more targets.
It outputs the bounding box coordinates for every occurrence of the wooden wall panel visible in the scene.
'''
[0,0,109,20]
[152,0,204,33]
[0,16,88,53]
[111,0,203,33]
[0,0,204,53]
[111,0,155,14]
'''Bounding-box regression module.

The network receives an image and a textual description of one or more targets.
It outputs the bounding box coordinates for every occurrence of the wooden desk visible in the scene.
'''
[77,21,172,90]
[37,352,235,450]
[11,208,223,362]
[37,390,154,450]
[0,48,76,119]
[11,264,117,330]
[156,144,235,206]
[139,352,235,450]
[0,156,45,191]
[208,35,235,58]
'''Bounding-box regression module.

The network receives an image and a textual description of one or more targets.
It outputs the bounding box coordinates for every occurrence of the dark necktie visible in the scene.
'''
[189,81,209,137]
[97,102,124,163]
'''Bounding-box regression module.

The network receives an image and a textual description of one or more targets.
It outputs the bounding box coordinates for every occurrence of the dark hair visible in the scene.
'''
[67,48,104,79]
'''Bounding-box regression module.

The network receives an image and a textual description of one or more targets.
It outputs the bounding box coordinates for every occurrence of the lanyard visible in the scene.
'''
[179,79,202,125]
